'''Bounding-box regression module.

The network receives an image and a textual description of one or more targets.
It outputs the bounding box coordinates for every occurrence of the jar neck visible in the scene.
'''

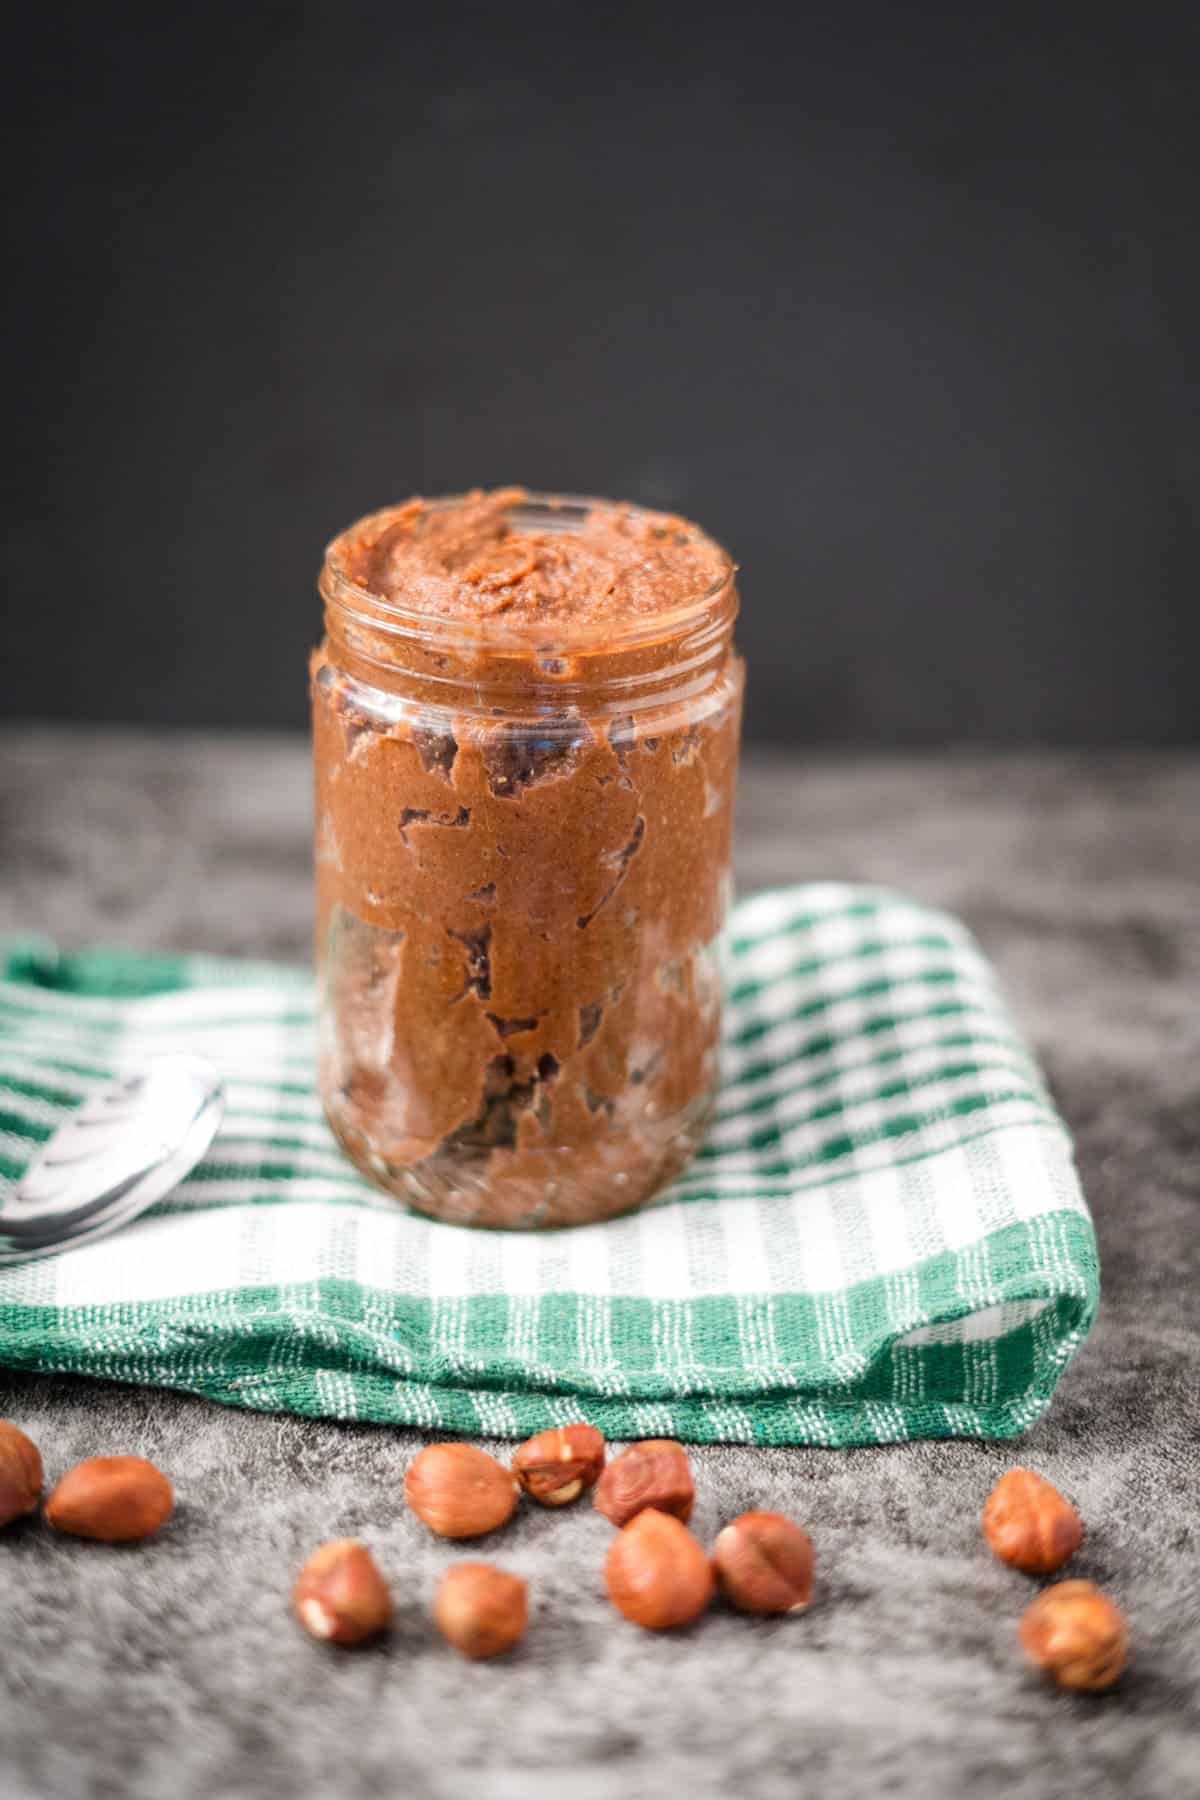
[320,565,739,719]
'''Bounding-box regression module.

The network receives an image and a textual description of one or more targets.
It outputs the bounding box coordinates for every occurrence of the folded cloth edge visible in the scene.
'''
[0,1205,1098,1445]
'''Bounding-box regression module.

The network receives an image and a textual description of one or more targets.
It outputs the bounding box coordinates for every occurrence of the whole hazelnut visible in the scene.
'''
[405,1443,519,1538]
[0,1421,43,1527]
[1019,1580,1128,1691]
[512,1423,605,1506]
[593,1439,694,1527]
[44,1455,173,1542]
[293,1539,392,1645]
[434,1562,528,1659]
[605,1507,714,1631]
[712,1510,814,1614]
[982,1468,1083,1575]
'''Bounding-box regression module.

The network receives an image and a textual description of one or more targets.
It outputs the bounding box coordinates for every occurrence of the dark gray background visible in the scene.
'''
[5,1,1198,744]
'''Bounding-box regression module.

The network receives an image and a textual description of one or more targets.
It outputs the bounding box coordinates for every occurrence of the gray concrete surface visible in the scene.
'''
[0,731,1197,1800]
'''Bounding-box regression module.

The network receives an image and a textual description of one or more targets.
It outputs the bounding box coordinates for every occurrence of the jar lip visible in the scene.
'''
[320,490,738,655]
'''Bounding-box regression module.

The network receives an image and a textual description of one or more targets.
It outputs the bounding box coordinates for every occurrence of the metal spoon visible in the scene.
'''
[0,1057,225,1264]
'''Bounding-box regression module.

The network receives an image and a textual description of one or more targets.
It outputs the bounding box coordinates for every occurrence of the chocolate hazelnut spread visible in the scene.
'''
[312,489,743,1228]
[345,485,730,626]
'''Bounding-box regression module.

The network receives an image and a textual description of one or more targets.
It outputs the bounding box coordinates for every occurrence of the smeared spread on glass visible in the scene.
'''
[312,489,743,1227]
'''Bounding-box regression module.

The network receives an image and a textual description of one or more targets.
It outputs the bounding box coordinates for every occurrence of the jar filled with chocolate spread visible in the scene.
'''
[312,488,743,1227]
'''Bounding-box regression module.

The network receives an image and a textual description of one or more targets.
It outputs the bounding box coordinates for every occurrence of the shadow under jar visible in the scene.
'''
[312,489,743,1227]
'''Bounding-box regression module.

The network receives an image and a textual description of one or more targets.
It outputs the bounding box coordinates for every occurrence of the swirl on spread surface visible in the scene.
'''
[330,488,732,631]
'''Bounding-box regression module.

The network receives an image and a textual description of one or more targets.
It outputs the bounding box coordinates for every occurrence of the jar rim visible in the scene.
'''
[320,490,738,656]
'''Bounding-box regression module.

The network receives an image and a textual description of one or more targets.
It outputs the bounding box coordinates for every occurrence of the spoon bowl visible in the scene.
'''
[0,1057,225,1264]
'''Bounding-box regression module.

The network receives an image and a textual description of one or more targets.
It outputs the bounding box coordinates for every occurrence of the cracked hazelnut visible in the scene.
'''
[982,1468,1083,1574]
[605,1508,714,1630]
[512,1423,605,1506]
[434,1562,528,1659]
[0,1421,43,1527]
[405,1443,519,1538]
[44,1455,173,1542]
[1019,1580,1128,1691]
[712,1510,814,1614]
[593,1439,694,1527]
[294,1539,392,1645]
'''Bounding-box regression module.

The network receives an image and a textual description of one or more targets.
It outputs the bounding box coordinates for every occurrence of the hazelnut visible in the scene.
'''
[0,1421,43,1527]
[712,1510,814,1614]
[405,1443,519,1538]
[434,1562,528,1659]
[1019,1580,1128,1691]
[982,1468,1083,1575]
[44,1455,173,1542]
[512,1423,605,1506]
[593,1439,694,1527]
[605,1508,714,1631]
[293,1539,392,1645]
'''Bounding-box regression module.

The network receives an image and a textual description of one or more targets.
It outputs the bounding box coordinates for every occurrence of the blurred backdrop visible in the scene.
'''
[4,1,1197,744]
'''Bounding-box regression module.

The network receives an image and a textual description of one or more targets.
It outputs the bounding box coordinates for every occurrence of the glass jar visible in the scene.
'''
[312,492,743,1227]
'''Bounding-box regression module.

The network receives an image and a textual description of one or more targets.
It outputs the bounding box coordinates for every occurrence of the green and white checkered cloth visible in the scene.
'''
[0,884,1098,1445]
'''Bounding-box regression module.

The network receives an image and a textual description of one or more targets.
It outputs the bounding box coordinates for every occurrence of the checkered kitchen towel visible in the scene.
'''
[0,885,1098,1445]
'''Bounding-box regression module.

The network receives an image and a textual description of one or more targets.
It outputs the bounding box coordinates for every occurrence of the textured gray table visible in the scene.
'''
[0,731,1197,1800]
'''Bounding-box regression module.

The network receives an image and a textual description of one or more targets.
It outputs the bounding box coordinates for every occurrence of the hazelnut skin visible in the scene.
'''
[44,1455,173,1542]
[405,1443,520,1539]
[0,1421,43,1526]
[605,1508,714,1631]
[512,1423,605,1506]
[982,1469,1083,1575]
[593,1439,694,1527]
[434,1562,528,1659]
[1018,1580,1128,1691]
[293,1540,392,1645]
[712,1510,814,1614]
